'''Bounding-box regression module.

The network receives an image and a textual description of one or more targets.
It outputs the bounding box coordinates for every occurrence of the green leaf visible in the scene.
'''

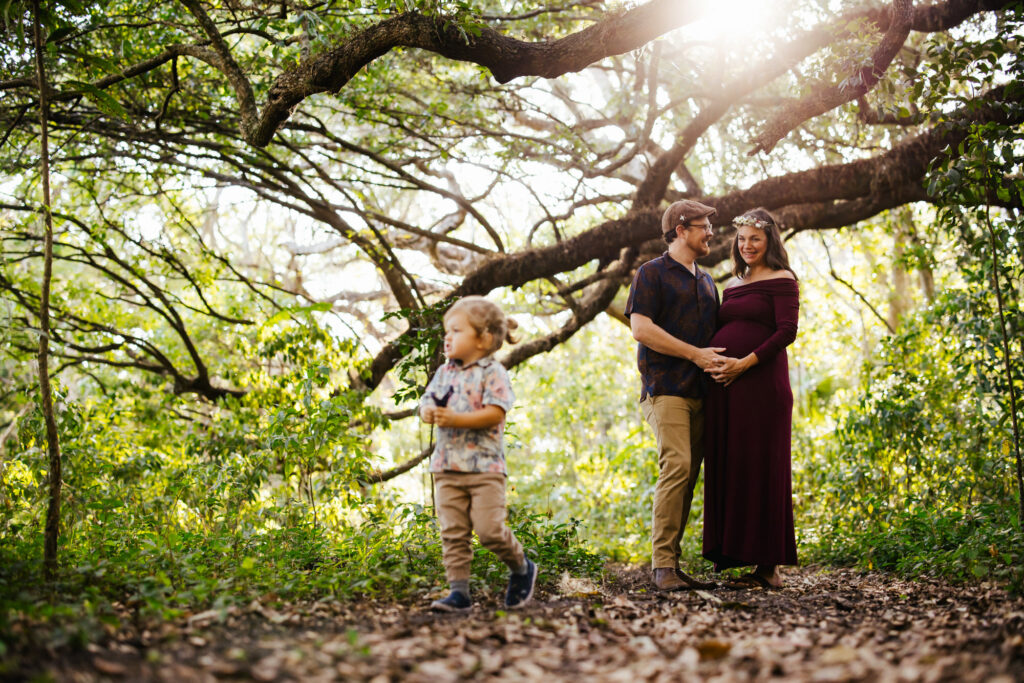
[264,301,332,327]
[46,25,75,43]
[1,0,21,30]
[65,80,128,120]
[76,52,118,73]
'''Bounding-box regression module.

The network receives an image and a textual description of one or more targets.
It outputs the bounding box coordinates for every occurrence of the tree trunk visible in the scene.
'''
[983,208,1023,528]
[888,209,912,331]
[33,0,63,580]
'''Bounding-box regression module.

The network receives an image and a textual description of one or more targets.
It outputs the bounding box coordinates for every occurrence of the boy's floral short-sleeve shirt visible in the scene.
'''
[421,356,515,474]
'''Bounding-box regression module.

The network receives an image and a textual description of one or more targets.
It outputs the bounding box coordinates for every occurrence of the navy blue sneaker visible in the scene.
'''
[504,559,537,608]
[430,591,472,613]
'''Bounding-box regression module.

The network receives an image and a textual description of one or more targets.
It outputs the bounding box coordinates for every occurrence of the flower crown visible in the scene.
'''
[733,214,770,230]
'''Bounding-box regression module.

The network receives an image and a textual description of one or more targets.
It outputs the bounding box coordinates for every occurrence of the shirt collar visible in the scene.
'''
[446,355,496,371]
[662,251,704,278]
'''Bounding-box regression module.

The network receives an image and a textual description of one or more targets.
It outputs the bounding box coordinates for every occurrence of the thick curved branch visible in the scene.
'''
[254,0,704,146]
[634,0,1004,206]
[871,0,1014,32]
[717,84,1015,218]
[363,444,433,484]
[639,3,881,206]
[749,0,913,155]
[363,84,1023,390]
[178,0,259,141]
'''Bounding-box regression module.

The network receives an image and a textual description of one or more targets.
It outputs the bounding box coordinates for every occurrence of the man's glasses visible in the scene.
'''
[682,222,714,233]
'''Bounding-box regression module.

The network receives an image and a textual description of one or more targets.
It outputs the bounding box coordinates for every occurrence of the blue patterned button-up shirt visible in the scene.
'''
[624,252,720,400]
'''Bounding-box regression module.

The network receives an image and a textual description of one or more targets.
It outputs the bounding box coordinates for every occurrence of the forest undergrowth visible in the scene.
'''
[3,561,1023,682]
[2,495,1023,672]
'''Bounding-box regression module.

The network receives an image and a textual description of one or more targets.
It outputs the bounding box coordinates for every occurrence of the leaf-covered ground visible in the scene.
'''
[7,566,1024,681]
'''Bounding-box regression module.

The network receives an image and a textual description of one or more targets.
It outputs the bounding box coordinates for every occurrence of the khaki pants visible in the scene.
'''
[641,395,704,570]
[435,472,525,582]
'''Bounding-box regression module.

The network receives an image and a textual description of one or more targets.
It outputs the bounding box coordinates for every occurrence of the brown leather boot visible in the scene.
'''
[652,567,686,591]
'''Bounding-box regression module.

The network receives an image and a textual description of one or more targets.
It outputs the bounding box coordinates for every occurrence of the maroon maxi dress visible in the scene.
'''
[702,278,799,570]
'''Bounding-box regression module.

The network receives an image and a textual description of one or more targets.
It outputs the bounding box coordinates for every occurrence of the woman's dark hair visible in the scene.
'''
[730,208,798,280]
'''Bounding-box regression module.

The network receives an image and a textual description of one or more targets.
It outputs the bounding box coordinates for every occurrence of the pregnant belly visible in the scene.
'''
[710,320,773,359]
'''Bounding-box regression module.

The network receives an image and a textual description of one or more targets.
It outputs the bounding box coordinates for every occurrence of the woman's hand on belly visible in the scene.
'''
[708,353,758,386]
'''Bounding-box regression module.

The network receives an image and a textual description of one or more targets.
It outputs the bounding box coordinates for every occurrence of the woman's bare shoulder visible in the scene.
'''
[723,276,745,290]
[766,270,796,280]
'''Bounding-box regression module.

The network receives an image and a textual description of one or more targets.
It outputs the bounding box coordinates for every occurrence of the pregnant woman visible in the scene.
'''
[702,208,799,589]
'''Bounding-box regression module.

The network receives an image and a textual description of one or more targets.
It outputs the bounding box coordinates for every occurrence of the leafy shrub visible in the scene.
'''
[810,501,1024,592]
[797,249,1022,591]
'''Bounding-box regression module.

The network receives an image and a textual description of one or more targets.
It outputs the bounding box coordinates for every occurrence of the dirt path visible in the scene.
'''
[11,566,1024,681]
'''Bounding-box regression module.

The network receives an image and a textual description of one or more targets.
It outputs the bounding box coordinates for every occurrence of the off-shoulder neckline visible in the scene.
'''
[724,276,798,292]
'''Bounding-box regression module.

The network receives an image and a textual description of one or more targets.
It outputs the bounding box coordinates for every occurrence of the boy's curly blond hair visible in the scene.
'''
[444,296,518,355]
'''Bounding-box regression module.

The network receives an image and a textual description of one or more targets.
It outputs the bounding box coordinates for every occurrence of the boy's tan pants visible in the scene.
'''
[641,395,704,570]
[435,472,525,582]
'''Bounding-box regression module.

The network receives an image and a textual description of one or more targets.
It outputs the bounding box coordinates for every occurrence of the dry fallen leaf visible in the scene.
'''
[819,644,858,665]
[558,572,601,598]
[251,653,284,682]
[695,638,732,661]
[93,656,127,676]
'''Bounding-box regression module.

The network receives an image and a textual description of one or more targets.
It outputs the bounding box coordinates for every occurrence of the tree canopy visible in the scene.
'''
[2,0,1018,406]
